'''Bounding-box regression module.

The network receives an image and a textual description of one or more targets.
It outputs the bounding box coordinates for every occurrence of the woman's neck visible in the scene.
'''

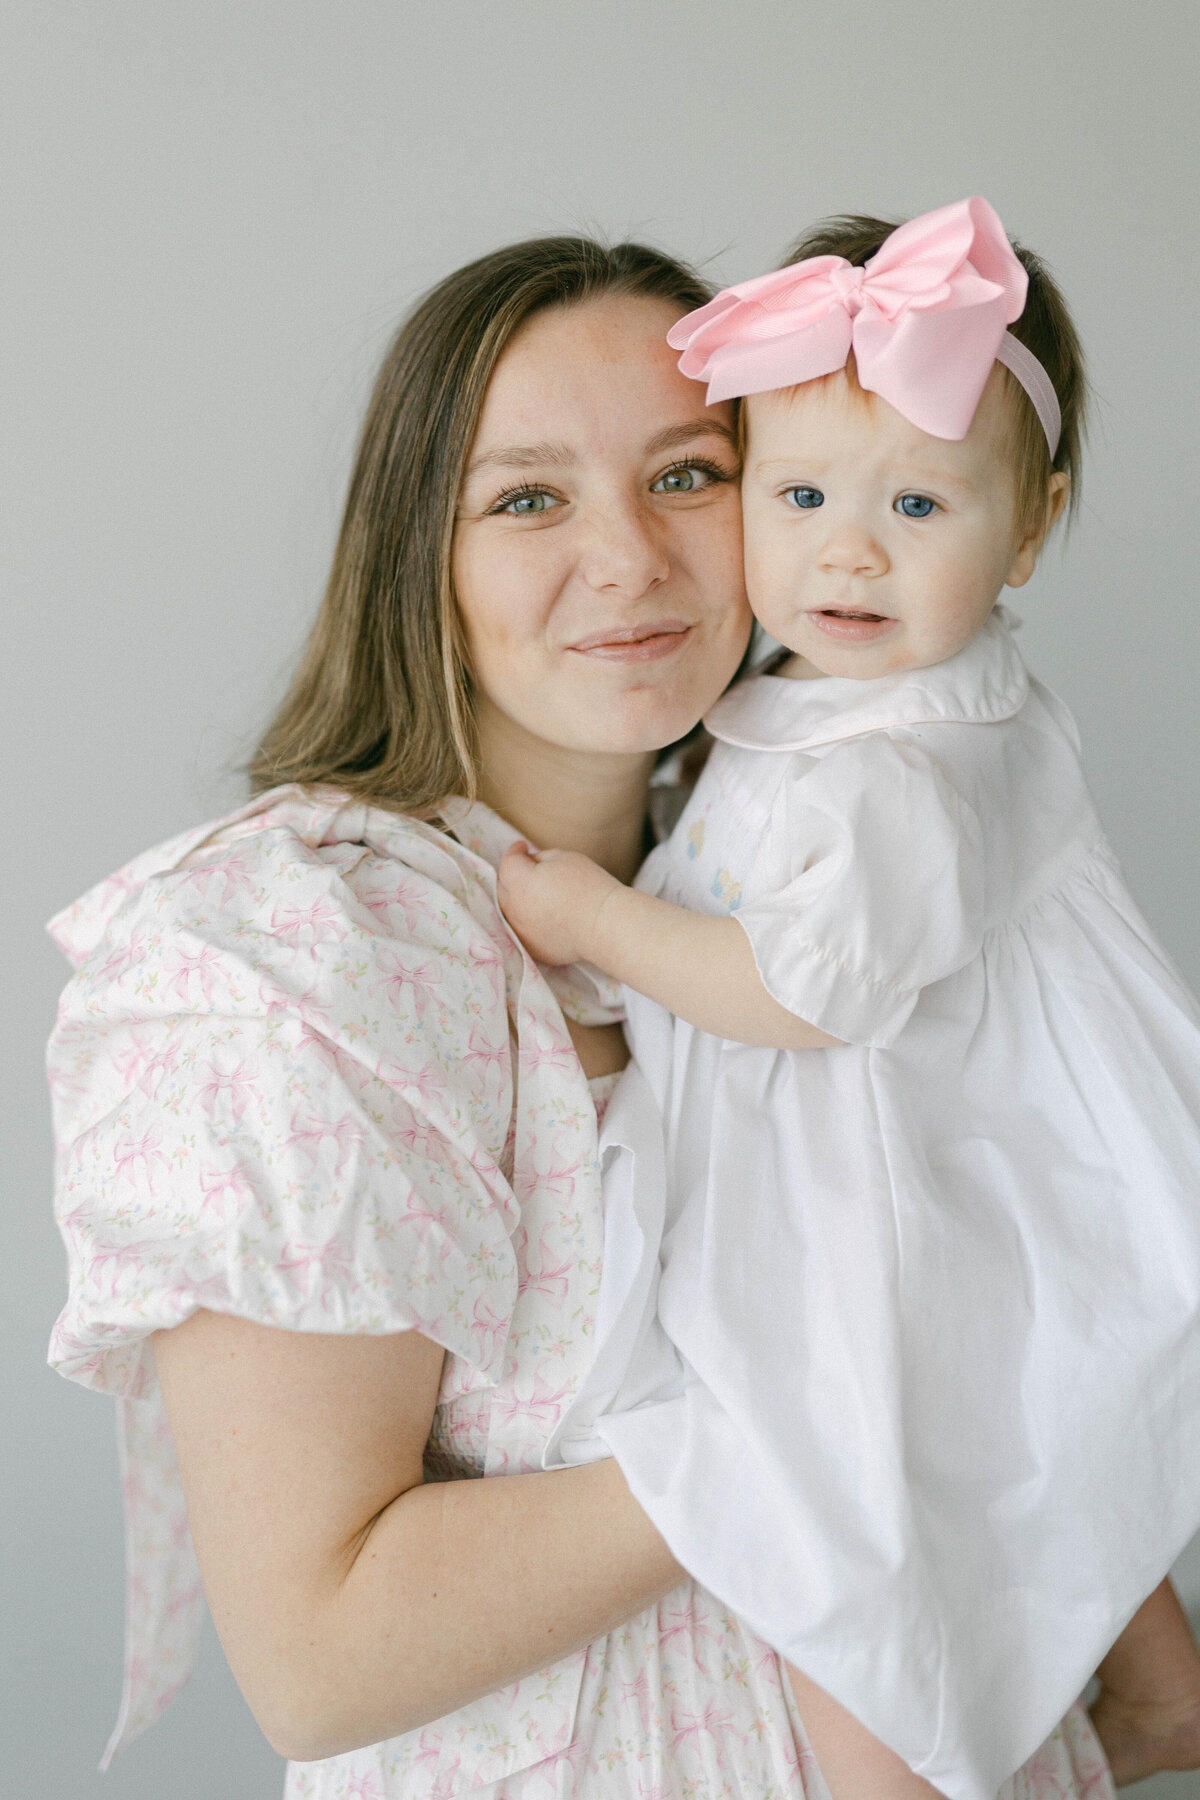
[474,699,654,886]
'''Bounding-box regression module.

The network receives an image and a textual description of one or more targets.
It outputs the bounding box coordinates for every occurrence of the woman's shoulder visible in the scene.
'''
[46,784,523,1188]
[49,784,503,969]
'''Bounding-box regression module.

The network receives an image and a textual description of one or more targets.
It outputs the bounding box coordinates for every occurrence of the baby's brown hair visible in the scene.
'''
[776,214,1087,541]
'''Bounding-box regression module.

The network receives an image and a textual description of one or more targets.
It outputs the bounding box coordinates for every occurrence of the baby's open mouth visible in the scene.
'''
[808,607,897,641]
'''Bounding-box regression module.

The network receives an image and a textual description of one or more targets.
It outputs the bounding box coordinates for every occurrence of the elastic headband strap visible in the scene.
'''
[995,332,1062,459]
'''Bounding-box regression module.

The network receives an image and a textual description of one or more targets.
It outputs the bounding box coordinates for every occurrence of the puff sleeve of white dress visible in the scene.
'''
[732,733,988,1045]
[551,613,1200,1800]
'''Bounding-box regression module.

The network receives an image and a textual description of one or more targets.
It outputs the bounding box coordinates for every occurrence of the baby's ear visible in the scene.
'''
[1045,470,1071,533]
[1005,472,1071,589]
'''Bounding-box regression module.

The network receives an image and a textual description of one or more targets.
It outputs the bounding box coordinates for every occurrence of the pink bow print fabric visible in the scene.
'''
[669,196,1037,442]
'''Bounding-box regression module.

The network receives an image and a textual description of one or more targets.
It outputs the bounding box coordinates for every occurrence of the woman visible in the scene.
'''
[47,236,1113,1798]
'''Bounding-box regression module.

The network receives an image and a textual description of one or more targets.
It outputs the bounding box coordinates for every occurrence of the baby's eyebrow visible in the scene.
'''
[901,467,977,494]
[750,457,978,495]
[752,458,825,471]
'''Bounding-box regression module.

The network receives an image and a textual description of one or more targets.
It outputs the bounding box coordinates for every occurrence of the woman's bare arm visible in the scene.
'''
[153,1310,682,1762]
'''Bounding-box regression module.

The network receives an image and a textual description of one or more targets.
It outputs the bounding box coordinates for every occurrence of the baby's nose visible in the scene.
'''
[818,525,889,577]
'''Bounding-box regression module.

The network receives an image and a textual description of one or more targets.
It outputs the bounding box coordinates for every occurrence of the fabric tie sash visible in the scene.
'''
[668,197,1061,455]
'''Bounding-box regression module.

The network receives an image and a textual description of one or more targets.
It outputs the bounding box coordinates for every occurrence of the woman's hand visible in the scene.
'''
[498,841,623,966]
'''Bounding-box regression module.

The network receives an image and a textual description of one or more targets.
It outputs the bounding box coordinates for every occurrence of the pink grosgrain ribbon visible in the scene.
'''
[668,197,1061,455]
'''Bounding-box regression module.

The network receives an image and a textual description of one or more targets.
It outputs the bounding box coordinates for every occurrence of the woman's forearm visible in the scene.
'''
[299,1459,680,1761]
[154,1311,681,1765]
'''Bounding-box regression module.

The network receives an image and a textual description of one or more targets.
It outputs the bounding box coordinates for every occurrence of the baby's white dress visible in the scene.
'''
[548,609,1200,1800]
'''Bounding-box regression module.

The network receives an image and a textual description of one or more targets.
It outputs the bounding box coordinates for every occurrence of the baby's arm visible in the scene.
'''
[497,843,840,1051]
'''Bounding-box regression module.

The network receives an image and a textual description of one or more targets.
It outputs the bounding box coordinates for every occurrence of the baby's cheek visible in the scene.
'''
[744,538,802,639]
[936,579,1001,657]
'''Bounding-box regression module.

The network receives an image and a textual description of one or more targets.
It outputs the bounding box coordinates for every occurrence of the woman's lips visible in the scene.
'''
[569,621,692,663]
[807,607,897,644]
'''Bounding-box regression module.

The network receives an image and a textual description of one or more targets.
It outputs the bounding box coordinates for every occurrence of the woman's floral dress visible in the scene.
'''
[46,785,1114,1799]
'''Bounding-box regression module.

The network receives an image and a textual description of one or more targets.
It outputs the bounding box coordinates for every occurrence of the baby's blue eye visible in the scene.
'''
[785,486,824,509]
[895,493,936,518]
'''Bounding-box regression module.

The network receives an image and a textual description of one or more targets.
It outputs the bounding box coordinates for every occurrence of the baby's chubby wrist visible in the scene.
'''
[585,875,642,975]
[497,841,626,970]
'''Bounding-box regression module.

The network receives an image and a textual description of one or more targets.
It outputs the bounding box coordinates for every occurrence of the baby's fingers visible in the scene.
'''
[497,841,549,923]
[498,841,539,889]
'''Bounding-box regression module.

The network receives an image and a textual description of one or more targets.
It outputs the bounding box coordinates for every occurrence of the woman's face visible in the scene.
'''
[453,294,751,763]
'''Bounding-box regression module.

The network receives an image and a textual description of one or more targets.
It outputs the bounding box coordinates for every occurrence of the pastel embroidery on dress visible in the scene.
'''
[710,867,742,910]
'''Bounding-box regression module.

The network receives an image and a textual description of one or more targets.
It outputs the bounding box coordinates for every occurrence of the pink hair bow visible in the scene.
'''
[668,197,1060,452]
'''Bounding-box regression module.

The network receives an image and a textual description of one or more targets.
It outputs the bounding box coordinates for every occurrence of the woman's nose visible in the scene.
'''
[818,524,890,578]
[579,498,670,597]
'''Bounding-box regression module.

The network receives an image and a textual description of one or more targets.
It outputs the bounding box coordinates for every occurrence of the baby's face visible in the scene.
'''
[741,367,1038,679]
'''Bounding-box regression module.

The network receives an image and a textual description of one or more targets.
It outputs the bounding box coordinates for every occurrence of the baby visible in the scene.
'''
[498,200,1200,1800]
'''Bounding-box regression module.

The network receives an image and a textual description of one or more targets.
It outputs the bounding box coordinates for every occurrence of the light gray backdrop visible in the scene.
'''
[4,4,1198,1796]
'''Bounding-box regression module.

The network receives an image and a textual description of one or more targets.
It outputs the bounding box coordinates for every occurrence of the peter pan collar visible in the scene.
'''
[704,606,1029,754]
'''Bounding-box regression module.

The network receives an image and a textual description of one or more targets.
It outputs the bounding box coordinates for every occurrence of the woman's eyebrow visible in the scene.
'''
[644,419,739,456]
[466,440,575,476]
[466,419,737,479]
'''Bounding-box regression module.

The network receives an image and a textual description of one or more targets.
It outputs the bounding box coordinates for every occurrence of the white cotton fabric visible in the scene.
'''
[548,610,1200,1800]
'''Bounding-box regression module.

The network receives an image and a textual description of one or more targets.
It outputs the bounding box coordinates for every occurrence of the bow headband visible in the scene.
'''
[668,197,1061,457]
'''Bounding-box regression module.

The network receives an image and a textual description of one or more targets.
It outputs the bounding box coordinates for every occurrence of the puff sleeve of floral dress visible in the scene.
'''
[50,794,527,1393]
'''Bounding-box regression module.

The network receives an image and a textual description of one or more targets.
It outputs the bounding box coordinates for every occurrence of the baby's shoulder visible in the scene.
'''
[890,679,1092,822]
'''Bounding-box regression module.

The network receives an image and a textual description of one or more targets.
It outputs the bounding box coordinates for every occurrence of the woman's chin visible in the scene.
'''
[484,650,744,761]
[585,658,745,751]
[569,690,713,756]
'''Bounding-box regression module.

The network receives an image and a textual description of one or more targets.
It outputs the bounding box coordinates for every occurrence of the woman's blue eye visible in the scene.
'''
[651,464,715,494]
[500,490,559,516]
[785,486,824,509]
[895,493,936,518]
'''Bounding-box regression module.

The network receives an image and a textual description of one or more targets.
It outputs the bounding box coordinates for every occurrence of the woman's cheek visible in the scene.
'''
[456,541,557,679]
[688,497,752,635]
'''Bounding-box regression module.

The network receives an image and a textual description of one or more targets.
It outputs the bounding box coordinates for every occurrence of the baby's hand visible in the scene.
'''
[498,842,621,968]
